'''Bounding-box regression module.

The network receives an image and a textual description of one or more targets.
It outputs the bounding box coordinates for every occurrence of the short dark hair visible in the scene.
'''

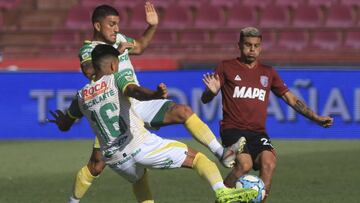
[92,4,119,24]
[91,44,120,70]
[239,27,262,43]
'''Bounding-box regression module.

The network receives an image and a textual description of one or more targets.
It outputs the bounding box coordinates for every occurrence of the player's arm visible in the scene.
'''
[124,83,167,101]
[47,97,83,131]
[281,91,333,128]
[128,1,158,55]
[201,73,221,104]
[48,110,76,131]
[79,41,95,80]
[115,69,167,101]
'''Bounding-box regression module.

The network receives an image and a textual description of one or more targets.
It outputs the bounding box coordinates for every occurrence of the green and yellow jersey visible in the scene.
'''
[78,33,139,84]
[68,69,149,159]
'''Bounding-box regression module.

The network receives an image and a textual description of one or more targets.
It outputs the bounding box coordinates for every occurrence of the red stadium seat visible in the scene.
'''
[261,31,276,50]
[0,0,21,9]
[340,0,360,6]
[259,5,290,28]
[344,31,360,50]
[178,0,207,9]
[212,31,239,51]
[113,0,140,9]
[227,4,258,28]
[50,31,81,46]
[242,0,273,8]
[151,30,177,44]
[325,5,356,28]
[79,0,114,8]
[0,12,3,31]
[213,31,239,44]
[128,3,148,29]
[160,4,192,29]
[65,6,93,30]
[275,0,306,8]
[308,0,337,7]
[194,4,225,28]
[179,30,209,44]
[66,6,127,30]
[150,0,176,8]
[209,0,239,8]
[292,5,323,28]
[311,31,342,50]
[277,31,309,51]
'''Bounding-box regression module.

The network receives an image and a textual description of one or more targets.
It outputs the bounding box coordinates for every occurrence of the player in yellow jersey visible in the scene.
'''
[61,2,246,203]
[49,44,257,203]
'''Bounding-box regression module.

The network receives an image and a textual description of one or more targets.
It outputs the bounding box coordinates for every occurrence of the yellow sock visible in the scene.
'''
[132,169,154,203]
[184,114,223,158]
[73,166,97,199]
[184,114,217,145]
[192,153,225,190]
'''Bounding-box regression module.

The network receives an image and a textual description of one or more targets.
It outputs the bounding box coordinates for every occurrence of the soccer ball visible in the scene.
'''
[236,174,266,203]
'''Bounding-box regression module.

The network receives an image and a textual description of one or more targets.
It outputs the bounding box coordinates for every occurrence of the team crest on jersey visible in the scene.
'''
[260,76,268,87]
[125,75,134,81]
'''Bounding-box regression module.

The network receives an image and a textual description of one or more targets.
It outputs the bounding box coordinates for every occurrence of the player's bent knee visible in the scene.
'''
[169,104,194,122]
[236,161,253,173]
[181,147,198,168]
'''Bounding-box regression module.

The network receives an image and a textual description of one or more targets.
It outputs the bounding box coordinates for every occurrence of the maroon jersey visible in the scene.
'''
[215,58,289,133]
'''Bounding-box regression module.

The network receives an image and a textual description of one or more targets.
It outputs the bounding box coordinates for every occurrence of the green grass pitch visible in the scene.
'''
[1,139,359,203]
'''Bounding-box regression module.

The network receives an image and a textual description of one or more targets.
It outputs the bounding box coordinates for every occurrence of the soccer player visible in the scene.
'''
[69,3,244,203]
[201,27,334,203]
[50,44,257,203]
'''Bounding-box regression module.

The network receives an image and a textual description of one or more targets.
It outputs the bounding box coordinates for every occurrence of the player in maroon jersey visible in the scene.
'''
[201,27,333,202]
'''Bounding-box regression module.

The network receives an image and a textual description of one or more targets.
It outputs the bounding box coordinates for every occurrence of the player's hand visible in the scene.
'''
[316,116,334,128]
[118,42,135,54]
[47,110,73,131]
[155,83,168,99]
[203,73,221,95]
[145,1,158,26]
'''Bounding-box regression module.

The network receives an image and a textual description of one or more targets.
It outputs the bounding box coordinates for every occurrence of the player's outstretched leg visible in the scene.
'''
[132,169,154,203]
[183,148,257,203]
[68,148,105,203]
[162,103,245,168]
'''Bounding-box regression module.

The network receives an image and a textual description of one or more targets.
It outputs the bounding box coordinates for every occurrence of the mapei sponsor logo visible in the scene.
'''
[233,86,266,101]
[82,81,108,100]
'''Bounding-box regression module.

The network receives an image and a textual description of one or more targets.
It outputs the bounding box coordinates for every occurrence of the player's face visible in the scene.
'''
[81,61,95,80]
[98,15,120,44]
[239,37,262,63]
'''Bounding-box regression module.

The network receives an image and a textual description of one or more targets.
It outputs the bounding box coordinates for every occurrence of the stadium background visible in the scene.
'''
[0,0,359,202]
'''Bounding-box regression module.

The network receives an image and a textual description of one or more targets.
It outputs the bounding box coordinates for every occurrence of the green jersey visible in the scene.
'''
[78,33,139,84]
[68,69,149,159]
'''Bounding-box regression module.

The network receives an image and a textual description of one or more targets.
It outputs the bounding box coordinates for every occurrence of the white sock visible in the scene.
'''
[212,181,226,191]
[208,139,224,159]
[68,196,80,203]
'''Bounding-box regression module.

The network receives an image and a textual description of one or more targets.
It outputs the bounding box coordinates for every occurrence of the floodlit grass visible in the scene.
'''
[0,139,359,203]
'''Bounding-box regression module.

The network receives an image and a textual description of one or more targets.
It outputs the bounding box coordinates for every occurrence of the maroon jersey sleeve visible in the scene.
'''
[271,68,289,97]
[214,62,225,87]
